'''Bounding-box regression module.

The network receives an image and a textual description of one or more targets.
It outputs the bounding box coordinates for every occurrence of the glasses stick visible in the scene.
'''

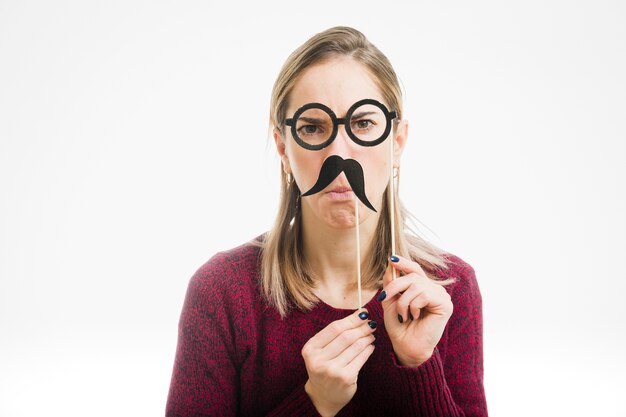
[355,196,362,311]
[389,130,397,281]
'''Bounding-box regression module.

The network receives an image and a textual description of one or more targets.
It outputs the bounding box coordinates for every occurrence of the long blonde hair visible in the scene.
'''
[260,26,453,317]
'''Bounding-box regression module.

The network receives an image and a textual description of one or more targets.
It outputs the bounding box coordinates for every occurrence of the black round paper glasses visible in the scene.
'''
[284,99,397,151]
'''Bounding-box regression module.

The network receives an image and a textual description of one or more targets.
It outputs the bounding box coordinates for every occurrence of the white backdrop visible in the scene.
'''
[1,1,625,416]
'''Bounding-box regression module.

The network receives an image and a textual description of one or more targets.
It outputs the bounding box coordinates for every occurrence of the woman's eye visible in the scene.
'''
[299,124,321,135]
[353,119,374,130]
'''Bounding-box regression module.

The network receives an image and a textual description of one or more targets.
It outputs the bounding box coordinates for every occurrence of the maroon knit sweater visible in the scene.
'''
[166,239,487,416]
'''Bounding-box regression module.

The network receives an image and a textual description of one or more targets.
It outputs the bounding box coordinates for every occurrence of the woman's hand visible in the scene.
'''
[380,255,453,367]
[301,310,377,417]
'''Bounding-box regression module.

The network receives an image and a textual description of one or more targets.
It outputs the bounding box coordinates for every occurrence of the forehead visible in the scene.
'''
[288,58,385,116]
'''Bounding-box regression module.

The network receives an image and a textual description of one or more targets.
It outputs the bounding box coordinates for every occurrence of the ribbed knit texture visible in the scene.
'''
[166,239,487,416]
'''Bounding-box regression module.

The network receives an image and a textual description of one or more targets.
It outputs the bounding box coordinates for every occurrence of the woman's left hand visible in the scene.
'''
[380,255,453,367]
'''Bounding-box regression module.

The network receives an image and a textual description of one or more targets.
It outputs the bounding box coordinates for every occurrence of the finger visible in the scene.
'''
[381,274,428,304]
[344,343,375,376]
[380,274,412,327]
[319,323,375,361]
[394,284,424,323]
[409,303,421,321]
[408,288,453,319]
[306,309,371,349]
[389,254,427,277]
[331,333,376,367]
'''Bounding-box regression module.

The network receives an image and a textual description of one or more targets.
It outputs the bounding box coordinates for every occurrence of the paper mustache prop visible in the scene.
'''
[302,155,376,212]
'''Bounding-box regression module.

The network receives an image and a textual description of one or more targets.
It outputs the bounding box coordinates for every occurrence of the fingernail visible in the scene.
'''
[397,314,404,324]
[409,311,414,321]
[358,311,369,320]
[390,255,399,263]
[377,290,387,302]
[368,320,378,329]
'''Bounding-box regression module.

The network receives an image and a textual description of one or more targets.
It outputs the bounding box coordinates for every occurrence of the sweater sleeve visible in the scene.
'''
[264,383,322,417]
[165,253,323,417]
[165,260,240,416]
[440,262,488,416]
[388,260,488,417]
[389,348,464,416]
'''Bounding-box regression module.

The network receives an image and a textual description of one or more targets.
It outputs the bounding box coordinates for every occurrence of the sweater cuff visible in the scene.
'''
[265,383,321,417]
[389,348,462,417]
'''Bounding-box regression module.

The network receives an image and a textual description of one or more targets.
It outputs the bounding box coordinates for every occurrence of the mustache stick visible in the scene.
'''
[389,132,397,281]
[301,155,376,311]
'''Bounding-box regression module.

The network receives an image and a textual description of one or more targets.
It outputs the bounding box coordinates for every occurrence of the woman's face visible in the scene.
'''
[274,57,407,229]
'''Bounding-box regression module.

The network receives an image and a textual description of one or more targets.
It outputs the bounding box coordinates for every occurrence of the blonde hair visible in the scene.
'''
[260,26,453,317]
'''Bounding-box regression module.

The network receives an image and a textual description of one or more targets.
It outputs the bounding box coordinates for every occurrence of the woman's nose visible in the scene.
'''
[327,124,354,156]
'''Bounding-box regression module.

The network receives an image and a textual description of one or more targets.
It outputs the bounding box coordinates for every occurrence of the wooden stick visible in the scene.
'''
[389,132,397,280]
[355,196,362,311]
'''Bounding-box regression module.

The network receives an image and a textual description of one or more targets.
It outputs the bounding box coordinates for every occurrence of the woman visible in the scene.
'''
[166,26,487,416]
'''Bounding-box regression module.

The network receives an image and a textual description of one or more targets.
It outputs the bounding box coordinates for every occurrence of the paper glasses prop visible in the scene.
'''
[285,98,397,150]
[286,98,399,310]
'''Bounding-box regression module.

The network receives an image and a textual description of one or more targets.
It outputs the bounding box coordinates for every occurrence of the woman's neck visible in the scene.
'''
[301,203,379,308]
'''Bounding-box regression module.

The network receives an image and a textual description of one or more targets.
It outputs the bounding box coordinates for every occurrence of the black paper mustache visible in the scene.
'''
[301,155,377,212]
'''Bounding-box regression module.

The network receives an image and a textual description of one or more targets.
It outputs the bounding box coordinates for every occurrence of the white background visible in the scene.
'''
[1,1,625,416]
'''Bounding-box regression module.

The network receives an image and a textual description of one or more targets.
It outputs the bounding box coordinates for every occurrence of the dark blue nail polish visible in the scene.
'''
[377,290,387,302]
[358,311,369,320]
[368,320,378,329]
[390,255,399,263]
[397,314,404,323]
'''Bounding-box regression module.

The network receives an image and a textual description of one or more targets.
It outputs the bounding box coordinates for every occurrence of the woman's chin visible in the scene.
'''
[325,214,357,229]
[303,199,377,230]
[321,206,365,229]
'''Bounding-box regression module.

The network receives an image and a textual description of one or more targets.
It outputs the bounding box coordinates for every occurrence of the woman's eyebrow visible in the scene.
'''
[299,116,328,124]
[350,111,377,119]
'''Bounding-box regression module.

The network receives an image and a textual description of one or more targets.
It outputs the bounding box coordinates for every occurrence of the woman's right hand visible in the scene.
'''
[301,310,377,417]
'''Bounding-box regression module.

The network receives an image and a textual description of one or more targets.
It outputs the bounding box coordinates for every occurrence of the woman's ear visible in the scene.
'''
[393,119,409,166]
[273,127,291,174]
